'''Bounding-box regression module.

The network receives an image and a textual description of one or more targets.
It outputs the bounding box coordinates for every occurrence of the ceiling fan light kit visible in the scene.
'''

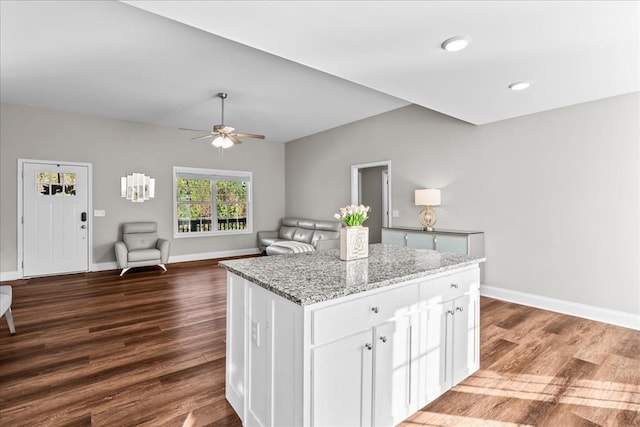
[191,92,265,150]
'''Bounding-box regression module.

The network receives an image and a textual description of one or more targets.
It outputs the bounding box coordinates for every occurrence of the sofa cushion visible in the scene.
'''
[124,232,158,250]
[128,248,161,262]
[293,227,314,244]
[281,218,299,227]
[279,226,297,240]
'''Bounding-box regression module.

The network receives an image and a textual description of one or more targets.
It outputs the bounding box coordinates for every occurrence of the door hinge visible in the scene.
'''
[21,216,24,224]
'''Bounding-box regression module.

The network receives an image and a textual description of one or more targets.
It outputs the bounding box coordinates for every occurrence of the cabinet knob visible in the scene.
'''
[450,283,459,289]
[446,309,455,316]
[365,343,373,350]
[379,336,387,343]
[456,306,464,312]
[371,306,380,314]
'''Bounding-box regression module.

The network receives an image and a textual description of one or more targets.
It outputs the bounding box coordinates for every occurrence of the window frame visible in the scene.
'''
[172,166,253,239]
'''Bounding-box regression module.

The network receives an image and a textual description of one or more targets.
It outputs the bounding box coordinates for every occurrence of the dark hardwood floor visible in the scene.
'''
[0,260,638,426]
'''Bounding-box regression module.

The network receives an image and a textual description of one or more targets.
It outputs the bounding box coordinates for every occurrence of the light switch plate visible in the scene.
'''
[94,210,106,217]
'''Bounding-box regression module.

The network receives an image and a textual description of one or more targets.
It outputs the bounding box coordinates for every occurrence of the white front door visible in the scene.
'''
[22,162,89,277]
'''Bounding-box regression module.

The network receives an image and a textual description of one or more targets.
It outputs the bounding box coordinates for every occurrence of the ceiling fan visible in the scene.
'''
[191,92,265,149]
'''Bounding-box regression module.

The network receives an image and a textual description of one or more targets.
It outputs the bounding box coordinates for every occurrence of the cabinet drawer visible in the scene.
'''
[311,284,418,346]
[419,268,479,304]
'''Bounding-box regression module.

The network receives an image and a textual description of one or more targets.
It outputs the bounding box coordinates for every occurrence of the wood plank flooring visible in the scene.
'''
[1,260,638,426]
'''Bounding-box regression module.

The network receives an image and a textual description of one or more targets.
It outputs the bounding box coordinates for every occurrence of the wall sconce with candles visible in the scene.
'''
[415,188,441,231]
[121,173,155,202]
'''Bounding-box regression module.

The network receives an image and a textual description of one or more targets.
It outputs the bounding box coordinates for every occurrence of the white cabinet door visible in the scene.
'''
[451,291,480,386]
[373,313,418,426]
[417,302,448,407]
[312,329,373,427]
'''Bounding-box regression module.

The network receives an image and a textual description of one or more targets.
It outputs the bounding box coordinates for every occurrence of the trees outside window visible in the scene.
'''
[173,167,252,237]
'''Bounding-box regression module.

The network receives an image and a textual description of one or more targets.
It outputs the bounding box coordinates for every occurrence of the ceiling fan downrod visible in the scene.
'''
[217,92,227,125]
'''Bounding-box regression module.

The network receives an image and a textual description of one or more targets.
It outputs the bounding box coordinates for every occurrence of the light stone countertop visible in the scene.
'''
[220,243,486,306]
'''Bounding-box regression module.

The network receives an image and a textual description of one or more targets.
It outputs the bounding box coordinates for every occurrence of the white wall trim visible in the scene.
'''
[5,248,262,279]
[91,247,261,272]
[481,284,640,331]
[0,271,21,282]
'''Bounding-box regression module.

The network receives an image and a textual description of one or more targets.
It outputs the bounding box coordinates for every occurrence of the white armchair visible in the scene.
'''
[115,222,170,276]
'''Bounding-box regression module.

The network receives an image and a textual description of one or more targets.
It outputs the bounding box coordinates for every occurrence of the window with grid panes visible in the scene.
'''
[173,166,252,237]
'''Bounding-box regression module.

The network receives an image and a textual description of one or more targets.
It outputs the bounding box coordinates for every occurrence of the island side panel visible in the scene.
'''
[226,272,305,426]
[226,272,246,420]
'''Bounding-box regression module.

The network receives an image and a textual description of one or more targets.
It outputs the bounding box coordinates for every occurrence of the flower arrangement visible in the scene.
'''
[334,204,371,227]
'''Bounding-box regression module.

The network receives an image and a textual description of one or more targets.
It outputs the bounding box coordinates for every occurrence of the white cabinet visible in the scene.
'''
[312,329,373,427]
[226,264,480,427]
[311,285,420,427]
[416,277,480,407]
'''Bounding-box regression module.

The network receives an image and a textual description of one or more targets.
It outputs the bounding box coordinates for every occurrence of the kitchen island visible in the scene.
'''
[220,243,485,427]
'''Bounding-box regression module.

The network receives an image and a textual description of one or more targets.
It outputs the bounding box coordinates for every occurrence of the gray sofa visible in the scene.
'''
[258,218,341,255]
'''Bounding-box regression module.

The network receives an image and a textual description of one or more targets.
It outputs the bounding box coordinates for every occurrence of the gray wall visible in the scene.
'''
[285,93,640,315]
[0,104,285,271]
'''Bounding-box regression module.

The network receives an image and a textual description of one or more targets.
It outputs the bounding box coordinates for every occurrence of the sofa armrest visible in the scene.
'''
[115,241,128,268]
[157,238,171,263]
[257,230,279,251]
[314,238,340,251]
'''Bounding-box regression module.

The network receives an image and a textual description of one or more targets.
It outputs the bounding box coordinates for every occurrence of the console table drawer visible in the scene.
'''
[311,284,418,346]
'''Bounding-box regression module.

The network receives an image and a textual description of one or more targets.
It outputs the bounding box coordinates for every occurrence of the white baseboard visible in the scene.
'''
[481,284,640,331]
[167,248,261,263]
[5,248,262,280]
[0,271,20,282]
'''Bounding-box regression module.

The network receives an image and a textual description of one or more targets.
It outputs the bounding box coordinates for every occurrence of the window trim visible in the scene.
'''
[172,166,253,239]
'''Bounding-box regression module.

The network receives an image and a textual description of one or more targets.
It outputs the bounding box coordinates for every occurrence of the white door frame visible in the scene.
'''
[350,160,392,228]
[17,158,93,278]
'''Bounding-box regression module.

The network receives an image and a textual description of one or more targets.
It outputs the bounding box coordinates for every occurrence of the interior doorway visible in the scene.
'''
[351,161,391,244]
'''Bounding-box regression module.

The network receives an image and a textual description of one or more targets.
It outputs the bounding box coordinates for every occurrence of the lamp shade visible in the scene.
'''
[415,189,441,206]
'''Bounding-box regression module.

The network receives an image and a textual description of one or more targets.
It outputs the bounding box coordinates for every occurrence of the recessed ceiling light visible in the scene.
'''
[508,81,531,91]
[441,36,470,52]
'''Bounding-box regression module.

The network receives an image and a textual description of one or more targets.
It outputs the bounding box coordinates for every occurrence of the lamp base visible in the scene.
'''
[418,206,437,230]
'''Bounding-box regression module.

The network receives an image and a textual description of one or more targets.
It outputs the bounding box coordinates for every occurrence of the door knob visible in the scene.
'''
[81,225,87,229]
[379,336,387,343]
[364,343,373,351]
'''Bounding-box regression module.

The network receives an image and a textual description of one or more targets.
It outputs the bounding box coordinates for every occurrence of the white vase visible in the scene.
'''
[340,226,369,261]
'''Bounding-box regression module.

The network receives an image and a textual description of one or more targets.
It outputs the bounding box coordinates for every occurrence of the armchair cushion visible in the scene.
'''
[128,248,161,262]
[123,232,158,251]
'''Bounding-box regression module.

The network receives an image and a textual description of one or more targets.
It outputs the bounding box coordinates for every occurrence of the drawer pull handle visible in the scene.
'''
[371,306,380,314]
[456,306,464,312]
[365,343,373,350]
[450,283,459,289]
[379,336,387,343]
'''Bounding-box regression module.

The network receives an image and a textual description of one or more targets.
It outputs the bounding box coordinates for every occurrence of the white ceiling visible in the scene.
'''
[2,1,639,145]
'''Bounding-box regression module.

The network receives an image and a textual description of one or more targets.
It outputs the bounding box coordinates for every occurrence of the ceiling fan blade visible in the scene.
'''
[229,135,242,145]
[179,127,208,132]
[235,132,265,139]
[191,134,214,141]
